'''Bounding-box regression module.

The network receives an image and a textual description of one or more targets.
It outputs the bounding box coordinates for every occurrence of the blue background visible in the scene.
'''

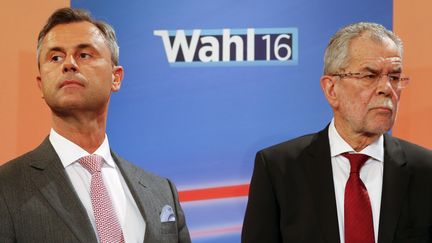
[72,0,392,241]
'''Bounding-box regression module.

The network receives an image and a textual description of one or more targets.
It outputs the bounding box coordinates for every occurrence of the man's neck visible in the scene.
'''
[52,114,106,154]
[334,120,381,152]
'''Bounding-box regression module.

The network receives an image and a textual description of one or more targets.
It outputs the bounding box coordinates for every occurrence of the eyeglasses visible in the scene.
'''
[331,72,410,89]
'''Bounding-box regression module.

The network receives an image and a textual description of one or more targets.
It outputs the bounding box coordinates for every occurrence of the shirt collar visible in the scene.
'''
[49,128,116,168]
[328,118,384,162]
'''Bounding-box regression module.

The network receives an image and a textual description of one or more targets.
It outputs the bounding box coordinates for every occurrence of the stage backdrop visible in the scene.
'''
[71,0,392,242]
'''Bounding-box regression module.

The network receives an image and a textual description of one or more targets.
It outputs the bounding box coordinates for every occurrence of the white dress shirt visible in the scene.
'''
[49,129,145,243]
[328,119,383,243]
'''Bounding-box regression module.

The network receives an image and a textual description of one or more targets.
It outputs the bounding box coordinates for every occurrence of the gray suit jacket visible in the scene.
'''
[0,138,191,243]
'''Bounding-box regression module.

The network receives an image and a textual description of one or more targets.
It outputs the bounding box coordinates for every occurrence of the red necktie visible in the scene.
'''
[79,155,125,243]
[343,153,374,243]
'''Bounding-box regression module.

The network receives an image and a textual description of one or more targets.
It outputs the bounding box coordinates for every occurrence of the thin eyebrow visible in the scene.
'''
[47,44,96,54]
[47,46,65,53]
[389,67,402,74]
[76,43,96,51]
[361,66,402,74]
[361,67,380,74]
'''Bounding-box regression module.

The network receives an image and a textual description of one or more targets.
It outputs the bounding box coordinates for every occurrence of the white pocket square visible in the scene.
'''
[160,205,176,222]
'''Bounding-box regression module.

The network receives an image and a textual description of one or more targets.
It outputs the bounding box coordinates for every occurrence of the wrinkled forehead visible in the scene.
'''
[350,56,403,72]
[42,22,107,50]
[345,35,402,71]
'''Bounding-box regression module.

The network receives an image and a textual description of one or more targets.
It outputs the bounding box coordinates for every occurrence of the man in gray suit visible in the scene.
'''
[0,7,191,243]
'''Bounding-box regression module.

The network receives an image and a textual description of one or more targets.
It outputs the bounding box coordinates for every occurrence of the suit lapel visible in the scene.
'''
[29,138,97,243]
[113,153,161,243]
[301,127,341,243]
[377,134,410,243]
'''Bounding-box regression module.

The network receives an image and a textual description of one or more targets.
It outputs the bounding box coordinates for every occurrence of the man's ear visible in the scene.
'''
[36,76,44,99]
[320,75,339,109]
[111,66,124,92]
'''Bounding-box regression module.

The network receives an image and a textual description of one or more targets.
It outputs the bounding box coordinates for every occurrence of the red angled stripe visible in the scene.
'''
[179,184,250,202]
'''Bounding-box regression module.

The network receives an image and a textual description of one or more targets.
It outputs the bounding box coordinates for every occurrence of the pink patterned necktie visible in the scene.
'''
[343,153,374,243]
[79,155,125,243]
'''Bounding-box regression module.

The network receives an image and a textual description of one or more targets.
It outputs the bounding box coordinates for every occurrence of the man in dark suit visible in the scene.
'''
[242,22,432,243]
[0,8,191,243]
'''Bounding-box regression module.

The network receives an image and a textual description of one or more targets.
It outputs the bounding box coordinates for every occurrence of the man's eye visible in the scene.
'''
[361,74,378,80]
[51,55,63,62]
[388,75,401,81]
[79,53,91,59]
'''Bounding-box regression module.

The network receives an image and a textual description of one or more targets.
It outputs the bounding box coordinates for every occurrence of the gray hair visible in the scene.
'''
[323,22,403,75]
[37,7,119,67]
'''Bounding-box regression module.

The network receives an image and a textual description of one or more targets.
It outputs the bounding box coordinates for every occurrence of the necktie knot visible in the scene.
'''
[78,154,103,174]
[342,153,369,173]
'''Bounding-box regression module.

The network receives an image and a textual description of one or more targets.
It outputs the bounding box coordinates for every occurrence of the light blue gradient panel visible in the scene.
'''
[181,198,247,240]
[72,0,392,241]
[195,234,240,243]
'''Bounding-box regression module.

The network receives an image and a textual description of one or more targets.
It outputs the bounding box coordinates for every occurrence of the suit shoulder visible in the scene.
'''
[114,154,180,204]
[0,138,52,180]
[114,154,171,186]
[385,136,432,173]
[396,138,431,155]
[393,137,432,162]
[258,133,317,160]
[0,151,34,179]
[0,149,45,195]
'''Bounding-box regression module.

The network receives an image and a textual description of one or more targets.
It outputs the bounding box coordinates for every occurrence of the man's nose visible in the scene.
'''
[62,55,79,73]
[376,74,396,96]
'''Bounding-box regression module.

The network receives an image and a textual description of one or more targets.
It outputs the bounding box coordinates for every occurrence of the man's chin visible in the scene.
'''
[49,103,84,116]
[366,122,394,136]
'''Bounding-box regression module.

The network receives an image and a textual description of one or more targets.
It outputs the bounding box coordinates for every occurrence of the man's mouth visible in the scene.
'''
[60,80,84,88]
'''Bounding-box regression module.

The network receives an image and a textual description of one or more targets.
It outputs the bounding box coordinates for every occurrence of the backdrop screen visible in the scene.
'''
[72,0,392,241]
